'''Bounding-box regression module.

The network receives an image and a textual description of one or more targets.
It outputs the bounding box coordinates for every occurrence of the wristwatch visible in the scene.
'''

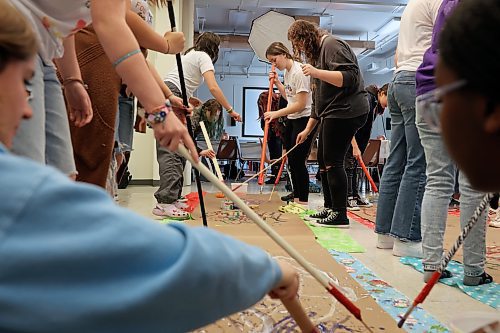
[145,101,172,128]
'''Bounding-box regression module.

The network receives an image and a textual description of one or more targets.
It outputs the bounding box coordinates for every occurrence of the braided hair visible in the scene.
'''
[439,0,500,102]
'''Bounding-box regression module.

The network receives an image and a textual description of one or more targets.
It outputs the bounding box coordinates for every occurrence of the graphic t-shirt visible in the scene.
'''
[10,0,92,61]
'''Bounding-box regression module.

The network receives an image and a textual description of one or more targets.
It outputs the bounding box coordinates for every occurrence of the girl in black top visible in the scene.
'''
[289,20,368,227]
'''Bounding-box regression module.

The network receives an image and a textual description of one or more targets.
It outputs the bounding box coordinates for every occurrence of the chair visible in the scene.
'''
[358,139,382,193]
[238,139,269,179]
[215,137,241,180]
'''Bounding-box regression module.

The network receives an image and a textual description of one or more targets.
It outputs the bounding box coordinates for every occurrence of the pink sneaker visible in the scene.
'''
[152,204,189,220]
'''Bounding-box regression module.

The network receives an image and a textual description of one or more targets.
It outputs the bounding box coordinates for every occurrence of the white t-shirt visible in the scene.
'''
[130,0,153,26]
[10,0,91,62]
[164,50,215,99]
[395,0,442,73]
[284,61,312,119]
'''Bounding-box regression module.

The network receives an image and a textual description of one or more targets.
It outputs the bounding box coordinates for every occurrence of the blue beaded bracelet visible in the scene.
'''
[112,49,141,68]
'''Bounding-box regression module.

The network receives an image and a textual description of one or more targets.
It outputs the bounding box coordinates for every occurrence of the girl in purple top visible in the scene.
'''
[415,0,493,285]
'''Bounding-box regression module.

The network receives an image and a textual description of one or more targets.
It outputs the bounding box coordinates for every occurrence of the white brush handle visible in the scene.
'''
[199,121,224,181]
[177,144,331,289]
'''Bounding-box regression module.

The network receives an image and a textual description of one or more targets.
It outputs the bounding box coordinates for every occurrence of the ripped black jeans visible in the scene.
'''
[317,114,368,212]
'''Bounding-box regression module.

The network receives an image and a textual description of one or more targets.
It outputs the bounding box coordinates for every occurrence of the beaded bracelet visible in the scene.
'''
[113,49,141,68]
[144,101,172,128]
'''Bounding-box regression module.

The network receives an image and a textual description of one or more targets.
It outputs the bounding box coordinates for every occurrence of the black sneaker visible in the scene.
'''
[347,197,360,211]
[305,208,332,221]
[463,272,493,286]
[355,196,373,208]
[311,211,349,228]
[280,193,294,202]
[265,177,276,185]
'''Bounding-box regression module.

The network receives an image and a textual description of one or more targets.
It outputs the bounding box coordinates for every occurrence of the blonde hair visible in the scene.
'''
[0,0,37,71]
[265,42,293,59]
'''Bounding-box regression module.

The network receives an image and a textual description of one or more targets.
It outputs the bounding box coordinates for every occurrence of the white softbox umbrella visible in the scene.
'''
[248,11,295,62]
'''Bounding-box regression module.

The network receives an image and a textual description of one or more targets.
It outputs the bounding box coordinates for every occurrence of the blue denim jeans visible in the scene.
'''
[11,56,76,175]
[416,98,487,277]
[375,71,426,242]
[114,95,135,153]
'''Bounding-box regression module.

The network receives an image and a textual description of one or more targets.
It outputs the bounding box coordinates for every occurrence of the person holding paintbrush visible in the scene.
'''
[418,0,498,284]
[0,3,301,331]
[265,42,314,207]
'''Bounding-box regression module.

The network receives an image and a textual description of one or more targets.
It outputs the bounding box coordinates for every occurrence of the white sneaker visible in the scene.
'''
[376,234,394,249]
[392,239,423,258]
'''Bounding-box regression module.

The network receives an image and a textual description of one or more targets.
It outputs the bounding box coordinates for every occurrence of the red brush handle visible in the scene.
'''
[356,155,378,193]
[326,285,362,321]
[415,271,440,304]
[258,64,275,185]
[274,156,287,186]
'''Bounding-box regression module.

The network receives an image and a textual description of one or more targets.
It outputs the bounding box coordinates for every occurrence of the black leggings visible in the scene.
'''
[346,115,371,198]
[267,129,283,178]
[318,114,367,212]
[285,117,314,202]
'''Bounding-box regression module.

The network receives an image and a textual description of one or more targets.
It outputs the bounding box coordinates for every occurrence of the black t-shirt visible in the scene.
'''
[311,36,368,120]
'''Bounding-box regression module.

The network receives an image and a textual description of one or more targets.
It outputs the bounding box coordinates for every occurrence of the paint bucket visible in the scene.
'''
[449,312,499,333]
[231,183,248,197]
[221,200,234,211]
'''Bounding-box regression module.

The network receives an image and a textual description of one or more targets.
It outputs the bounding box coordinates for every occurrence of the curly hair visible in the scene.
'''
[0,0,37,72]
[265,42,293,59]
[287,20,326,65]
[439,0,500,102]
[185,32,221,64]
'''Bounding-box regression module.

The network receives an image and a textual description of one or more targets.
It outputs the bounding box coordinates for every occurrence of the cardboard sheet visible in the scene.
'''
[187,194,405,332]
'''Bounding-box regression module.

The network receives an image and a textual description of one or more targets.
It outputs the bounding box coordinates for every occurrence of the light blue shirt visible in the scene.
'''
[0,144,281,332]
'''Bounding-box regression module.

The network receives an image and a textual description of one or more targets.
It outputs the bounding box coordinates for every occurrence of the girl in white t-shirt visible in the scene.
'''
[8,0,196,179]
[153,32,241,218]
[264,42,314,206]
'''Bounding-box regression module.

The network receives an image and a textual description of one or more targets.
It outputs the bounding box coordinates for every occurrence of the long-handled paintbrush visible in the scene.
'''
[177,144,372,331]
[269,155,287,201]
[398,193,494,328]
[258,66,276,193]
[232,142,300,193]
[167,1,208,227]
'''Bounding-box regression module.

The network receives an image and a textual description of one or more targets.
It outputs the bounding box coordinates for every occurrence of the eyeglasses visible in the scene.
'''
[417,80,466,132]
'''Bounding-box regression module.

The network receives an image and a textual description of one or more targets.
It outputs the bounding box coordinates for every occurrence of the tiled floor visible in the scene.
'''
[118,181,498,328]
